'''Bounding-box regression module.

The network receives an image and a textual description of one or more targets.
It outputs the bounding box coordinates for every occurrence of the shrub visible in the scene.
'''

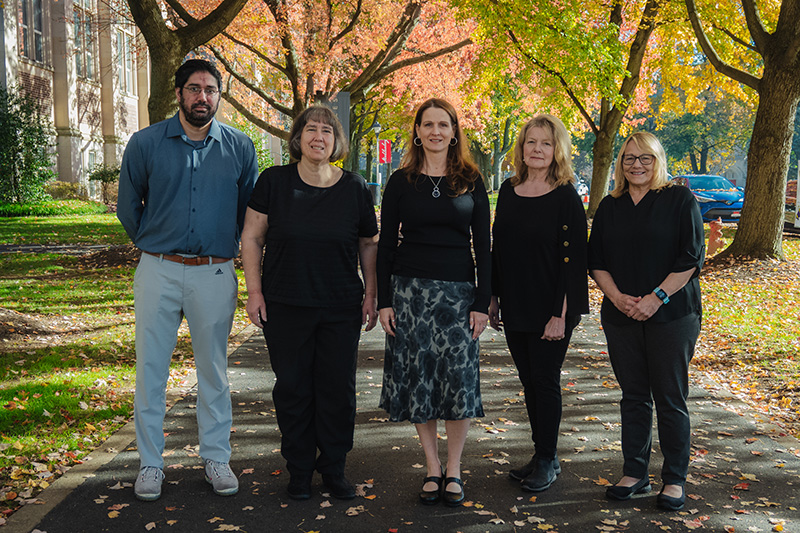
[88,164,120,204]
[0,200,108,217]
[0,86,56,203]
[47,181,83,200]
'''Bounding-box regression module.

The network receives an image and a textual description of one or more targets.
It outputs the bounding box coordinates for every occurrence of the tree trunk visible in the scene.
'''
[699,142,708,174]
[147,50,184,123]
[690,152,699,173]
[722,66,800,260]
[586,129,615,218]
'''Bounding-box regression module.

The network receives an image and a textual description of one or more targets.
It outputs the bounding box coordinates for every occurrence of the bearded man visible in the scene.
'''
[117,59,258,501]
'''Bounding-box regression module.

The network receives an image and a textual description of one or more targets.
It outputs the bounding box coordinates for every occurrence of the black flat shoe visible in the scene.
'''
[656,486,685,511]
[322,474,356,500]
[605,477,651,501]
[509,455,561,481]
[442,477,465,507]
[287,473,312,500]
[521,458,557,492]
[418,471,443,505]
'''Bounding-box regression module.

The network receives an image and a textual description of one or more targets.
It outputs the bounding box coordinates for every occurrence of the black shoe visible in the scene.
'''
[418,471,443,505]
[442,477,465,507]
[656,486,685,511]
[287,473,312,500]
[509,455,561,481]
[605,477,652,501]
[322,474,356,500]
[521,459,557,492]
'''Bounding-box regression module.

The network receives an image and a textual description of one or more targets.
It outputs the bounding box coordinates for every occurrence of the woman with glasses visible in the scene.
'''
[588,132,704,511]
[488,114,589,493]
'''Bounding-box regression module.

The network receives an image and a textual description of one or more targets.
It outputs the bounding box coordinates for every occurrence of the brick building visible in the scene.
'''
[1,0,149,195]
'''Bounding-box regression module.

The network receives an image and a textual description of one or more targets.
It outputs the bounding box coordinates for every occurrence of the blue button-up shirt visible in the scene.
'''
[117,113,258,258]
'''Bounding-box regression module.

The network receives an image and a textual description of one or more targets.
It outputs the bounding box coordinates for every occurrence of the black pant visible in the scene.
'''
[263,302,362,476]
[602,313,701,485]
[505,315,580,461]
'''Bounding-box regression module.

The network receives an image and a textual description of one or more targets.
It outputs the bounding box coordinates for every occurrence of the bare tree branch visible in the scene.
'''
[684,0,761,90]
[507,30,598,135]
[374,38,472,79]
[163,0,196,24]
[222,92,290,139]
[222,31,289,77]
[209,44,295,116]
[711,23,758,52]
[741,0,769,54]
[330,0,363,50]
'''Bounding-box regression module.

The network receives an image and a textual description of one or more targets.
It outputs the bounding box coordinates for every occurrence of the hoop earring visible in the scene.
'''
[413,137,422,146]
[449,137,458,146]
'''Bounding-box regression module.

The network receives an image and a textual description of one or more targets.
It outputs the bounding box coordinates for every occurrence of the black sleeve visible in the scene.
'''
[587,196,610,272]
[355,173,379,238]
[490,184,505,298]
[377,171,404,309]
[553,186,590,317]
[672,188,705,276]
[247,166,276,215]
[470,177,492,313]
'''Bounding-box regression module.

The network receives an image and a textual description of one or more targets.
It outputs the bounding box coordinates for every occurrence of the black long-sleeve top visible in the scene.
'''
[491,181,590,332]
[588,185,704,325]
[377,169,491,313]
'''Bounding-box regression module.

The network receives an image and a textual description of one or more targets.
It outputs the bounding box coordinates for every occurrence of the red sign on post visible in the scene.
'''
[378,139,391,164]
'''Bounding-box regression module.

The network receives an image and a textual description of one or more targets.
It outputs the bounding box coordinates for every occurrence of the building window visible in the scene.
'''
[117,30,136,95]
[19,0,45,63]
[74,0,96,80]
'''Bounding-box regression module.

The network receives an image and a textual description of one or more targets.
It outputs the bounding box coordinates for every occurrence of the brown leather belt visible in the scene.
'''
[143,251,231,265]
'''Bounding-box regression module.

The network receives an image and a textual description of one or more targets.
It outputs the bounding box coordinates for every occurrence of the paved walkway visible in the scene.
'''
[5,311,799,532]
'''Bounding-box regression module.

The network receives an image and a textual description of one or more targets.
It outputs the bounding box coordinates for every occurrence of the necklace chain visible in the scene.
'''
[429,175,444,198]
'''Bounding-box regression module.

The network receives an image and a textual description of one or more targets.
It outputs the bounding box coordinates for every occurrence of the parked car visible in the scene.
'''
[672,174,744,223]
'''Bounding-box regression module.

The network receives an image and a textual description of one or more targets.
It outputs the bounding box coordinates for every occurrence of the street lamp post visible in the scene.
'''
[373,122,382,186]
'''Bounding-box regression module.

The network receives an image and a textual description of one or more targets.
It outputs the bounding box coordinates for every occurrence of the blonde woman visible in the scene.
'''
[489,114,589,492]
[589,132,704,511]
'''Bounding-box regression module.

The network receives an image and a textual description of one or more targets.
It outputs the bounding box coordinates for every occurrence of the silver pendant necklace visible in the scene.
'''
[429,176,444,198]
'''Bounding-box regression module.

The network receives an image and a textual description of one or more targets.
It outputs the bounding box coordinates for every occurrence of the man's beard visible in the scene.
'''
[179,95,218,127]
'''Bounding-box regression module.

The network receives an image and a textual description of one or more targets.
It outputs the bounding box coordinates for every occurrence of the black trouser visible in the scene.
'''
[505,315,580,461]
[602,313,701,486]
[263,302,362,476]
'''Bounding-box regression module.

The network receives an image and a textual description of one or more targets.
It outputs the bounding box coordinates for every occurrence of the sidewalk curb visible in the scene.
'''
[2,324,259,533]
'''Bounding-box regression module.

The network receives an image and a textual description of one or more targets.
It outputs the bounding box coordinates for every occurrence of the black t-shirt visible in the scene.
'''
[588,185,704,325]
[377,168,491,313]
[248,163,378,307]
[491,181,590,332]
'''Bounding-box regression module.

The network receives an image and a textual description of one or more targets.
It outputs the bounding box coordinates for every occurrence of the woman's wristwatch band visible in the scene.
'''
[653,286,670,304]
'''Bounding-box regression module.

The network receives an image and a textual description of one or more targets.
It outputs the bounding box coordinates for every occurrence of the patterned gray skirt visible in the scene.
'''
[379,275,484,423]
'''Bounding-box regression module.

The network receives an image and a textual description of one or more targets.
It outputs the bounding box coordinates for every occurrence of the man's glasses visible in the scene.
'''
[183,86,219,96]
[622,154,654,166]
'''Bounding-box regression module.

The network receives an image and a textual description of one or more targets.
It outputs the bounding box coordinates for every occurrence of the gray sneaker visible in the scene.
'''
[134,466,164,501]
[204,459,239,496]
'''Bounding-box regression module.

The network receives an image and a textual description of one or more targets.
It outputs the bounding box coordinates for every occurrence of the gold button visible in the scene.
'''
[563,241,569,247]
[563,257,570,263]
[562,225,568,231]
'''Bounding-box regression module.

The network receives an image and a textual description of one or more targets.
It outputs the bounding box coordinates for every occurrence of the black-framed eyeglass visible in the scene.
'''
[622,154,655,166]
[182,86,219,96]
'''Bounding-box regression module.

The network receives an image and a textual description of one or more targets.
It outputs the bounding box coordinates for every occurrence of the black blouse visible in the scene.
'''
[248,163,378,308]
[588,185,704,325]
[377,168,491,313]
[491,181,590,332]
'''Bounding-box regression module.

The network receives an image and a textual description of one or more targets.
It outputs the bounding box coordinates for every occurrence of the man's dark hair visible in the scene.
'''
[175,59,222,90]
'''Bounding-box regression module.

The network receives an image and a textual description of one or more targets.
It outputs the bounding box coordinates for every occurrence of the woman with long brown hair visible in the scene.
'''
[377,98,490,507]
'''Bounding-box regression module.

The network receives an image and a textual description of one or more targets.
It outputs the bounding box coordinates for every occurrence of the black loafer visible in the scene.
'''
[442,477,465,507]
[322,474,356,500]
[418,472,443,505]
[656,486,685,511]
[605,477,651,501]
[287,473,312,500]
[509,455,561,481]
[521,458,557,492]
